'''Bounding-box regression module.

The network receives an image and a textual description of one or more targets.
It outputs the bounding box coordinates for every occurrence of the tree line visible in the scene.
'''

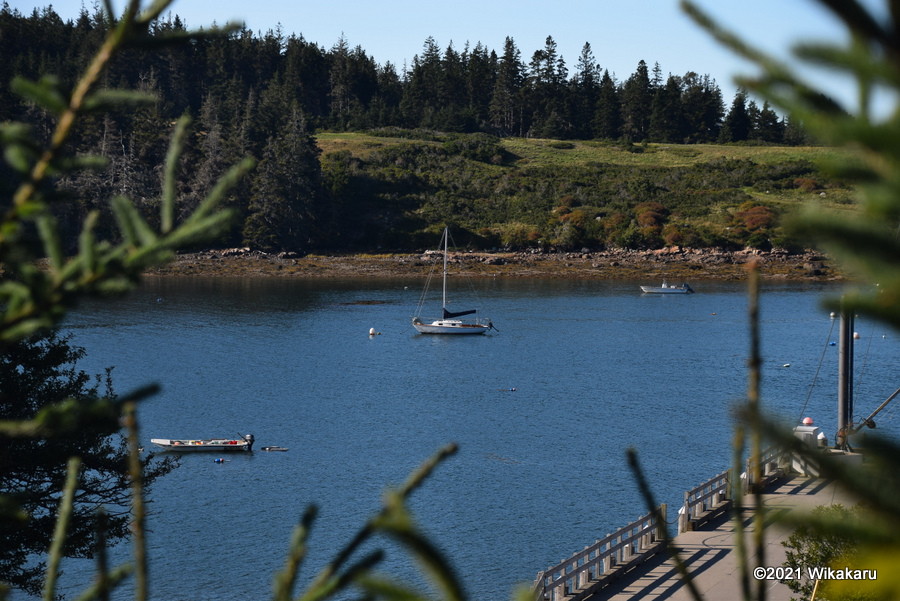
[0,3,816,253]
[0,3,802,144]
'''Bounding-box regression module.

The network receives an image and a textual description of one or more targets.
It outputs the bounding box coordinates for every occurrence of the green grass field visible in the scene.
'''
[316,131,853,169]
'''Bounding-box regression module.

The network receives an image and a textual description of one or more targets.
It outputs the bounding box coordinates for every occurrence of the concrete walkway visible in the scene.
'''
[594,477,856,601]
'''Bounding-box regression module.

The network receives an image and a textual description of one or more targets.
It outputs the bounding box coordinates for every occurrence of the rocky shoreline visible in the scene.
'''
[147,246,843,281]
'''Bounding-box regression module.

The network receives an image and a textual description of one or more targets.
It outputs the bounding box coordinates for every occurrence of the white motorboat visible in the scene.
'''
[640,280,694,294]
[412,227,495,335]
[150,434,254,452]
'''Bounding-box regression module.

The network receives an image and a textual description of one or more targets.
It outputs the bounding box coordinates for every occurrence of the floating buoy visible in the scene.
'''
[782,363,791,368]
[830,312,836,319]
[854,332,860,339]
[214,458,226,463]
[369,327,376,335]
[830,341,836,346]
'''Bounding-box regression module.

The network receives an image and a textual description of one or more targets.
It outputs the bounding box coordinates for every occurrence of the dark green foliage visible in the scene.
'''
[243,109,323,251]
[315,134,824,250]
[621,60,653,141]
[781,505,877,601]
[593,70,623,139]
[1,3,823,258]
[720,90,752,142]
[0,331,177,596]
[441,133,505,163]
[489,37,526,136]
[0,4,806,150]
[649,75,685,142]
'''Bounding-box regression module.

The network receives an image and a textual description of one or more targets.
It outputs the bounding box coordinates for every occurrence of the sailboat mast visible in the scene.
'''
[442,227,448,311]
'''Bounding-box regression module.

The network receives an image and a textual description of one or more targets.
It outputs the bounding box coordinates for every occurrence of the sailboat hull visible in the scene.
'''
[412,317,490,334]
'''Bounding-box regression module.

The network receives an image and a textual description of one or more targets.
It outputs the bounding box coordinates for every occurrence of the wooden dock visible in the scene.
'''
[589,476,856,601]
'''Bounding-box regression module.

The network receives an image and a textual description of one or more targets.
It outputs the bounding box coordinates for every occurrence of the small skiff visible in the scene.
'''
[640,280,694,294]
[150,434,254,452]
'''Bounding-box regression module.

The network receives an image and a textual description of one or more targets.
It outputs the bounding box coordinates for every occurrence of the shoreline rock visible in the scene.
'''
[147,247,843,281]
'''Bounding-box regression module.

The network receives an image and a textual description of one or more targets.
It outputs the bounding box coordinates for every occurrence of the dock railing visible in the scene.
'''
[678,470,730,533]
[746,445,790,492]
[532,505,666,601]
[532,453,797,599]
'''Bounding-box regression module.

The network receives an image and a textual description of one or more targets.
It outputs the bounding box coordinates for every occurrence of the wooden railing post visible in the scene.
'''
[657,503,667,543]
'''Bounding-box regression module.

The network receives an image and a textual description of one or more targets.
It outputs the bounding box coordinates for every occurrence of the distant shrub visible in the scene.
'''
[794,177,821,192]
[663,223,696,247]
[499,222,541,249]
[635,201,669,228]
[746,232,773,250]
[770,234,807,254]
[734,203,778,231]
[442,133,504,163]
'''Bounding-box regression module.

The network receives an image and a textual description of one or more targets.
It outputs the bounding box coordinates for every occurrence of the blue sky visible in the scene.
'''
[7,0,865,107]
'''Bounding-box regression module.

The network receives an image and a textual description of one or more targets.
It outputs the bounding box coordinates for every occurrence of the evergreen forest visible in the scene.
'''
[1,4,848,253]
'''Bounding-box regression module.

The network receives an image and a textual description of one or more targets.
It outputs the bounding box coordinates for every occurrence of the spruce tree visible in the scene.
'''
[281,35,330,123]
[571,42,601,138]
[329,35,354,128]
[621,60,652,141]
[681,72,724,142]
[746,99,761,139]
[755,101,784,143]
[243,107,323,251]
[371,62,403,125]
[436,41,469,131]
[400,36,442,127]
[526,35,570,137]
[463,42,497,129]
[0,331,177,596]
[593,69,622,139]
[648,74,684,142]
[720,90,751,142]
[489,37,525,136]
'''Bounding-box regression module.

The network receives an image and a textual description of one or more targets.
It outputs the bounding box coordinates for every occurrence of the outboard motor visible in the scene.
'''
[244,433,255,451]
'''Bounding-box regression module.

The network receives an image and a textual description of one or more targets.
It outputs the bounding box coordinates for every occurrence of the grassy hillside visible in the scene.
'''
[314,131,858,252]
[317,132,851,167]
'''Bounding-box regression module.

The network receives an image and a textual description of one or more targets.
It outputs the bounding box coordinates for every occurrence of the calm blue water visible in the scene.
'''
[43,277,900,601]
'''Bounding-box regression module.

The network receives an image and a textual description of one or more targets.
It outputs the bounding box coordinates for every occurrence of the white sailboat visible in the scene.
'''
[412,227,494,335]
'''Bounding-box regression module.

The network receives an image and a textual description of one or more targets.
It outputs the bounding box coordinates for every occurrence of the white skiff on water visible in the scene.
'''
[150,434,254,452]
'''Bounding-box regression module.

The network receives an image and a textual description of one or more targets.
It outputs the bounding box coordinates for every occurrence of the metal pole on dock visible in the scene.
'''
[837,306,854,448]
